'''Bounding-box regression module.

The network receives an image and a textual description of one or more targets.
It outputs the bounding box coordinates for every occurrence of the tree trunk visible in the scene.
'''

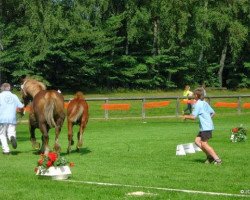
[198,46,204,63]
[198,0,207,64]
[125,20,129,55]
[0,0,2,18]
[152,17,160,56]
[125,39,129,55]
[218,44,227,88]
[167,72,172,82]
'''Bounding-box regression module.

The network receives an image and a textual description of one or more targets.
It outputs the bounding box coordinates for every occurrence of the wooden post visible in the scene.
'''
[176,97,180,116]
[104,99,109,120]
[142,98,146,119]
[237,97,241,114]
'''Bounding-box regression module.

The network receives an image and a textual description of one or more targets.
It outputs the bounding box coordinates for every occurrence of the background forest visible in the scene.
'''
[0,0,249,92]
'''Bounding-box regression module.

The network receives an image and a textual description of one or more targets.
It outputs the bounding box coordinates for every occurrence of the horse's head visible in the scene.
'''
[21,89,33,107]
[20,78,46,106]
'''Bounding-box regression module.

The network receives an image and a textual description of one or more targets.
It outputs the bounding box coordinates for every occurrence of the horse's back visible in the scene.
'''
[32,90,65,126]
[67,95,88,123]
[34,90,64,109]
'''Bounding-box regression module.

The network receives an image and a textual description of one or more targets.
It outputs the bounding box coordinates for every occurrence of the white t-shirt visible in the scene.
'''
[0,91,24,124]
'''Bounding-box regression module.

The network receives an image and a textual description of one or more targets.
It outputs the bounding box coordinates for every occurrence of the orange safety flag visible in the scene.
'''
[143,101,170,109]
[214,102,238,108]
[243,103,250,109]
[24,105,31,112]
[64,102,69,109]
[101,104,131,110]
[181,99,196,105]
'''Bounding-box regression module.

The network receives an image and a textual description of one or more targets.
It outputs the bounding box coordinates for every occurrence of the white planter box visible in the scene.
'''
[36,166,72,180]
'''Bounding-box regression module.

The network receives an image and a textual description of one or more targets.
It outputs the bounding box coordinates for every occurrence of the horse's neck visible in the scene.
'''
[30,90,41,98]
[22,79,44,98]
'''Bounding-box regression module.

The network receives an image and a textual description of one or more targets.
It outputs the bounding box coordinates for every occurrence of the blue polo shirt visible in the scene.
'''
[0,91,24,124]
[192,99,215,131]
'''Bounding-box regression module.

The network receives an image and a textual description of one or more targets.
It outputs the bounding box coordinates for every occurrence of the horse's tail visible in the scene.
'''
[69,105,84,122]
[68,92,88,122]
[44,93,58,128]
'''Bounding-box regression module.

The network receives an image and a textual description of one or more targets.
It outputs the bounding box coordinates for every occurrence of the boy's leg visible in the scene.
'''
[195,136,202,148]
[188,104,192,114]
[201,141,221,163]
[0,125,10,154]
[6,124,17,149]
[195,136,215,163]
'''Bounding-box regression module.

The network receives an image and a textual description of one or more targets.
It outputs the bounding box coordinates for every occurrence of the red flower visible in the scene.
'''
[46,160,53,167]
[232,128,238,133]
[38,159,43,166]
[69,162,75,167]
[48,152,57,162]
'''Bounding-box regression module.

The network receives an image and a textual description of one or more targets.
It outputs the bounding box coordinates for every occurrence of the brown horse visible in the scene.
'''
[21,78,65,154]
[67,91,89,153]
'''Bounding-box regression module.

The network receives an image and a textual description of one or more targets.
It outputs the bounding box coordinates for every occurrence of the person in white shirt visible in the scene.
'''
[0,83,24,154]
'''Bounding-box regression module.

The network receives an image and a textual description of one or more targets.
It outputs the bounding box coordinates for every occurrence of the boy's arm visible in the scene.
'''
[182,114,196,120]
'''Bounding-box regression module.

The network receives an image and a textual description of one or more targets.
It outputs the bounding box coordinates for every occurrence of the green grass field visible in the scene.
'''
[0,110,249,199]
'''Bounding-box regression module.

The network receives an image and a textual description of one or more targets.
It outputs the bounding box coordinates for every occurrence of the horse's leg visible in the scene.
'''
[39,123,49,154]
[30,126,40,150]
[67,121,73,154]
[77,128,83,151]
[54,117,64,153]
[54,125,61,153]
[76,121,87,152]
[29,117,40,150]
[77,108,88,152]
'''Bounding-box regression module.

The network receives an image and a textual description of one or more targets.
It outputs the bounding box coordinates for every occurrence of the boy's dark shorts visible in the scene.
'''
[197,131,212,142]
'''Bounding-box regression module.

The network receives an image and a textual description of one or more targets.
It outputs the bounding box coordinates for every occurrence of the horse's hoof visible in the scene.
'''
[54,145,61,153]
[77,143,83,148]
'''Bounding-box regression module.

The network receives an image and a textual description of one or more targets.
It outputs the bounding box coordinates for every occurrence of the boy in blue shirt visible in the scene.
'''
[183,88,222,164]
[0,83,24,154]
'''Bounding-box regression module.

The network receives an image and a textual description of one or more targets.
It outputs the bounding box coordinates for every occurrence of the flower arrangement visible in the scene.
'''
[230,125,247,142]
[35,152,74,175]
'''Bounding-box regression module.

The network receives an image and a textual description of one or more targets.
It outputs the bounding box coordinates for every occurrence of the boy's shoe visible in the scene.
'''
[204,156,214,164]
[10,136,17,149]
[214,159,222,165]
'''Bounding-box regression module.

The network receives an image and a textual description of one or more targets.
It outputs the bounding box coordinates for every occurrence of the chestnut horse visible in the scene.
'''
[21,78,65,154]
[67,91,89,153]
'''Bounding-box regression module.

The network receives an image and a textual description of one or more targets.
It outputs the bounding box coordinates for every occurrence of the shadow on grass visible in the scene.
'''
[60,147,92,156]
[192,158,206,163]
[16,136,30,142]
[10,151,22,155]
[26,147,92,156]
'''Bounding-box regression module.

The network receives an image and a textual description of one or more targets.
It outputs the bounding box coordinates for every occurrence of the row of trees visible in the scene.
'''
[0,0,250,91]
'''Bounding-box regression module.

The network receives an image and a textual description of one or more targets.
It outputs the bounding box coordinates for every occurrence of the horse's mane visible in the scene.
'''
[22,78,46,97]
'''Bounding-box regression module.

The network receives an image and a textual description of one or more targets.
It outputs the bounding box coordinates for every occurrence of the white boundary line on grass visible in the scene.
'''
[63,180,249,198]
